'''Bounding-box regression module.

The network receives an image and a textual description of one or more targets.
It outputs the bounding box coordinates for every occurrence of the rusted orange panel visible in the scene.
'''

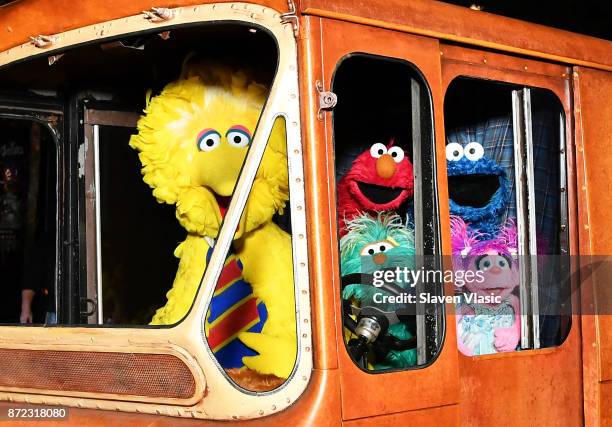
[318,17,460,421]
[0,0,289,52]
[0,368,342,426]
[457,336,583,426]
[573,67,612,389]
[298,15,340,371]
[573,66,612,382]
[342,404,458,427]
[601,380,612,427]
[301,0,612,72]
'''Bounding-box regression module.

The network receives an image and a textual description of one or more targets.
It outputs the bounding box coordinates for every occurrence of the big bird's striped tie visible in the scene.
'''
[205,248,268,369]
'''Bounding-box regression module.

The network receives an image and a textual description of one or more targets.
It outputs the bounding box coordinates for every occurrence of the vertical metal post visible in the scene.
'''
[93,124,103,324]
[411,78,426,365]
[512,89,532,349]
[522,89,540,349]
[512,88,540,349]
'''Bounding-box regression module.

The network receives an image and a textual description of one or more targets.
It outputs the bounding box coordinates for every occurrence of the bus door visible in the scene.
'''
[77,103,148,325]
[313,17,460,422]
[572,67,612,425]
[440,44,582,425]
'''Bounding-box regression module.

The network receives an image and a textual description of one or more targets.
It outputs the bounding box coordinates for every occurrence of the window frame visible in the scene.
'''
[441,51,575,357]
[0,3,312,420]
[330,52,444,372]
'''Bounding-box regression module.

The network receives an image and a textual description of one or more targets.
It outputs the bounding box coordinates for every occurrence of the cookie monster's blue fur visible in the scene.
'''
[447,154,510,238]
[340,213,417,369]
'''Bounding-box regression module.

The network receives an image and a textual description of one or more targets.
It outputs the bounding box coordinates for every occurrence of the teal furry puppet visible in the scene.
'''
[340,213,417,370]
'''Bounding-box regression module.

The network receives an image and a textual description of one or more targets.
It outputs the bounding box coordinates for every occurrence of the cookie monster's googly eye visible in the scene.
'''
[464,141,484,161]
[369,143,387,158]
[226,125,252,148]
[388,146,405,163]
[197,129,221,152]
[446,142,463,161]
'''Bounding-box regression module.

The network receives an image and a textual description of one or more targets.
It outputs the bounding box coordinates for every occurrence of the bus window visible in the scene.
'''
[0,118,57,325]
[332,54,442,371]
[0,24,281,327]
[445,78,570,354]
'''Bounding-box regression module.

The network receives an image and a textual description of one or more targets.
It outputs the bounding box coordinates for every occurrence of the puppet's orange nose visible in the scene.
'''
[376,154,397,179]
[489,266,502,275]
[373,253,387,265]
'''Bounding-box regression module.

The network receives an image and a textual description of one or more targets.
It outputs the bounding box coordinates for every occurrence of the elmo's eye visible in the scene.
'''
[446,142,463,161]
[464,141,484,161]
[197,129,221,152]
[388,146,405,163]
[226,126,252,148]
[369,143,387,158]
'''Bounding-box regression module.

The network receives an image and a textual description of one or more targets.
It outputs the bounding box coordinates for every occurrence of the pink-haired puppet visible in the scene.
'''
[450,215,520,356]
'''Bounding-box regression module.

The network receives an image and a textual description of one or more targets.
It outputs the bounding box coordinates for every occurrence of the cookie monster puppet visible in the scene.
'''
[337,140,414,235]
[340,213,417,370]
[445,139,511,238]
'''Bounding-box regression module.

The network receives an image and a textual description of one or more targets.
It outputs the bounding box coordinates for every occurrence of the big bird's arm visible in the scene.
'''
[150,234,210,325]
[235,221,297,378]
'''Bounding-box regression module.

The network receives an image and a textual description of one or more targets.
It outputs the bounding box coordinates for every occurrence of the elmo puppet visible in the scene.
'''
[337,140,414,235]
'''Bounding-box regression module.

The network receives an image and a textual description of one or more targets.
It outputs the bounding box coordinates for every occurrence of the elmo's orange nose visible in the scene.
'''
[373,253,387,265]
[376,154,397,179]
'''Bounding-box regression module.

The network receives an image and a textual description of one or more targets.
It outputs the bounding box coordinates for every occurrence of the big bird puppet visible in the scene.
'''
[129,61,296,383]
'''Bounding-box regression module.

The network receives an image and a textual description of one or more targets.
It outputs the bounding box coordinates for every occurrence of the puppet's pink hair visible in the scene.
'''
[450,216,518,273]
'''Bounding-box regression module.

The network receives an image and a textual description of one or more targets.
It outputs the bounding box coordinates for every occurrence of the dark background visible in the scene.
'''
[440,0,611,41]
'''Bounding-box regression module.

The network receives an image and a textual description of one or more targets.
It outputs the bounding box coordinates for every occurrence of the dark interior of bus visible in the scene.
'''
[0,24,279,326]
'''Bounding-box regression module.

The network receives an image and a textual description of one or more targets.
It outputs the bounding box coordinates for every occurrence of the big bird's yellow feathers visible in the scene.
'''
[129,63,296,379]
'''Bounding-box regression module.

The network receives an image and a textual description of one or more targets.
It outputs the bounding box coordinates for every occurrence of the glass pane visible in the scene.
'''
[203,117,298,392]
[0,118,57,325]
[445,79,521,356]
[332,55,441,371]
[530,90,571,347]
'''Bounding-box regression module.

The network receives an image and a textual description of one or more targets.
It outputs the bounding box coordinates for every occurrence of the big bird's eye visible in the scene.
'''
[464,141,484,161]
[369,143,387,158]
[226,125,252,148]
[197,129,221,152]
[446,142,464,161]
[388,146,405,163]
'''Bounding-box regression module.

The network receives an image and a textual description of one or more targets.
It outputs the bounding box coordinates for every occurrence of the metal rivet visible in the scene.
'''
[302,333,308,338]
[304,318,309,323]
[483,58,487,64]
[294,149,300,154]
[295,177,302,183]
[297,206,303,211]
[302,290,307,295]
[298,234,304,239]
[305,347,311,352]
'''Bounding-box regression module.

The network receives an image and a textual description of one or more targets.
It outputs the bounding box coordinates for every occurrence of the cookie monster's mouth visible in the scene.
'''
[448,174,499,208]
[356,181,404,205]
